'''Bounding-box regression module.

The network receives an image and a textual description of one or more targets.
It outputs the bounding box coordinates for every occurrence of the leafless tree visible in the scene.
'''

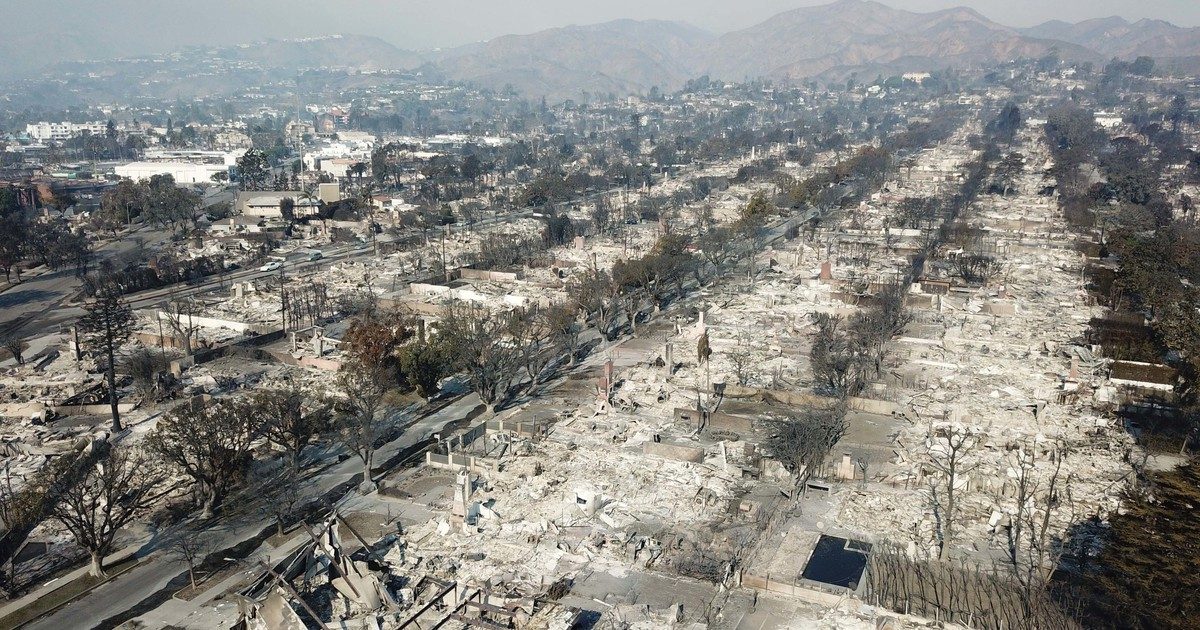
[507,305,558,393]
[51,446,171,576]
[438,301,520,412]
[569,267,621,340]
[1005,441,1074,612]
[952,253,1003,285]
[540,303,581,366]
[269,465,302,539]
[0,464,41,594]
[590,196,612,233]
[809,313,866,396]
[767,402,849,492]
[849,283,912,380]
[247,384,333,468]
[169,530,208,590]
[728,337,755,386]
[857,455,871,489]
[162,289,201,355]
[697,226,737,282]
[924,425,982,560]
[121,347,169,398]
[281,280,331,331]
[335,360,393,487]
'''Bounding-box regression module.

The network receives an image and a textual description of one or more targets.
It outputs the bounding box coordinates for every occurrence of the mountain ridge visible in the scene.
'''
[7,1,1200,101]
[1020,15,1200,59]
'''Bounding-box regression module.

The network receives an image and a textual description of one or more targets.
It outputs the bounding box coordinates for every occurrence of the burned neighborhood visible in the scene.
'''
[0,1,1198,629]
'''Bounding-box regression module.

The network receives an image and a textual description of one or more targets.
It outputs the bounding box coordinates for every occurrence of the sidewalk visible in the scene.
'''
[22,393,481,630]
[136,529,312,628]
[0,543,142,621]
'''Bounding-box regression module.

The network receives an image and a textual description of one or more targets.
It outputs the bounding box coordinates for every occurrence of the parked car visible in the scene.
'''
[259,261,283,272]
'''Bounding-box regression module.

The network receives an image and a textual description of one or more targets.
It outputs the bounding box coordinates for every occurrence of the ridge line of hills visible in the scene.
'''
[8,0,1200,100]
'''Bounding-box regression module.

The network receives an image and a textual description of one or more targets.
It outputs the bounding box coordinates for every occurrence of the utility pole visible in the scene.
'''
[441,226,450,282]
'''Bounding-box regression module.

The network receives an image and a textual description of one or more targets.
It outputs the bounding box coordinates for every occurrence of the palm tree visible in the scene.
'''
[299,187,326,238]
[299,187,321,217]
[350,162,368,192]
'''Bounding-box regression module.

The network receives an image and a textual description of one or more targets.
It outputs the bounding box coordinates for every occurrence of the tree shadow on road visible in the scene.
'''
[0,288,59,310]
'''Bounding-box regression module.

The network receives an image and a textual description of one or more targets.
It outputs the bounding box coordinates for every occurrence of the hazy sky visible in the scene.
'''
[12,0,1200,53]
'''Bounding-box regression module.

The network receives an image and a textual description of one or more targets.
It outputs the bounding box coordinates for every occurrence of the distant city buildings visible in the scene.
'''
[25,121,108,142]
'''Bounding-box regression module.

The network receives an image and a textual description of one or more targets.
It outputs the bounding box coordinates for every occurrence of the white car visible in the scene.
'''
[259,261,283,272]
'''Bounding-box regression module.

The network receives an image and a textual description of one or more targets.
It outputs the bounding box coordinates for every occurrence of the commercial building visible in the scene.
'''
[114,161,230,184]
[25,121,107,142]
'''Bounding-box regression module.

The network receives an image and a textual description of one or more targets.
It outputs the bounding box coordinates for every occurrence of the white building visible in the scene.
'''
[302,141,372,172]
[236,191,320,218]
[25,121,107,142]
[314,158,367,180]
[1094,112,1125,129]
[142,149,245,166]
[334,131,376,146]
[114,161,229,184]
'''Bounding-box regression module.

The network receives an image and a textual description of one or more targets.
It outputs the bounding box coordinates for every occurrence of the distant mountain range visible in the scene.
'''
[427,20,710,99]
[6,0,1200,101]
[221,35,426,73]
[694,1,1093,84]
[1020,16,1200,60]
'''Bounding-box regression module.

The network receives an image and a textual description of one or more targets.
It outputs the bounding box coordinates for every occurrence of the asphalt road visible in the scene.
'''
[0,237,371,342]
[0,225,175,339]
[0,207,537,341]
[27,319,627,628]
[26,392,484,630]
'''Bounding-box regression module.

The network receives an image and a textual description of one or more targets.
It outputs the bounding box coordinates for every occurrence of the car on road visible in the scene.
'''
[259,261,283,272]
[307,252,323,262]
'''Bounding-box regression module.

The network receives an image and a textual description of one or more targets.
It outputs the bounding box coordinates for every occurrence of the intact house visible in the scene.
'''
[236,191,320,219]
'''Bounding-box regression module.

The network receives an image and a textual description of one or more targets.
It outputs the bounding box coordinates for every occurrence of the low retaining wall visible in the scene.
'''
[457,267,521,283]
[485,418,549,438]
[673,407,754,433]
[425,452,498,473]
[153,311,269,334]
[740,572,848,606]
[171,329,286,375]
[643,440,705,463]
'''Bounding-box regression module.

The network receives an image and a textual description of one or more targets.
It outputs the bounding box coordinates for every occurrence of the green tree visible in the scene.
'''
[147,398,261,518]
[0,188,22,217]
[100,180,149,227]
[236,148,271,190]
[279,197,296,223]
[248,385,332,468]
[740,191,775,223]
[1129,56,1155,77]
[398,339,452,400]
[1082,462,1200,629]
